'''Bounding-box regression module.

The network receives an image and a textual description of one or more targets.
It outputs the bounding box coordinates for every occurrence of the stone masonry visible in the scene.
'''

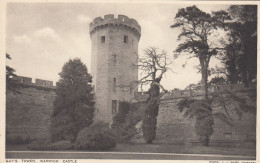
[6,76,56,140]
[155,83,256,147]
[89,14,141,123]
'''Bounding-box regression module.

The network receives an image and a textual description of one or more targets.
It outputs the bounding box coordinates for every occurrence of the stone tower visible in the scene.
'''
[89,14,141,123]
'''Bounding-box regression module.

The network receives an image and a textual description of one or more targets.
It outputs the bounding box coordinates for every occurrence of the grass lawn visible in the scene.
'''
[6,143,256,156]
[115,143,256,156]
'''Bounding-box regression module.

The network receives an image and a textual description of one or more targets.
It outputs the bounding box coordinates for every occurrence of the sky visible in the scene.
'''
[6,2,230,90]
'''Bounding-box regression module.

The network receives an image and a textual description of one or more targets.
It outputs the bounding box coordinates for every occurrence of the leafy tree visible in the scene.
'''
[171,6,231,146]
[177,97,234,146]
[228,5,257,22]
[172,6,256,146]
[135,47,172,143]
[6,53,19,92]
[171,5,230,100]
[208,76,227,86]
[219,5,257,86]
[178,79,256,146]
[51,58,95,142]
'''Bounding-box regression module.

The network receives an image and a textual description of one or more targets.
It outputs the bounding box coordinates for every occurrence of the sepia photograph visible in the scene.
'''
[4,1,257,161]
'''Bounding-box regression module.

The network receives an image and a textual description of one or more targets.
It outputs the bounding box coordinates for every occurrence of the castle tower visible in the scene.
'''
[89,14,141,123]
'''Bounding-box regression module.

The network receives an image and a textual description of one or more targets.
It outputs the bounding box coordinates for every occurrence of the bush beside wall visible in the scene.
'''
[75,122,116,150]
[6,134,32,145]
[111,101,145,143]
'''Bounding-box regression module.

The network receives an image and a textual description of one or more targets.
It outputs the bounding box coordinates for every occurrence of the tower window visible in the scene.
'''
[112,100,117,114]
[113,54,117,64]
[101,36,105,43]
[124,35,128,43]
[113,78,116,93]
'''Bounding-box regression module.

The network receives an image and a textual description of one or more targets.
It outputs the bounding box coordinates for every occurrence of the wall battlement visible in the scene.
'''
[12,75,256,101]
[134,83,256,101]
[89,14,141,38]
[12,76,56,89]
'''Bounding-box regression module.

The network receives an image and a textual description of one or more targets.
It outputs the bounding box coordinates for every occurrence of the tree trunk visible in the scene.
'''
[201,68,208,100]
[142,81,160,143]
[200,135,209,146]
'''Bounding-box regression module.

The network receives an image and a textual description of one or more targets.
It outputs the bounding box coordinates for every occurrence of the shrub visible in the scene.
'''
[6,134,32,145]
[27,140,73,150]
[47,140,73,150]
[126,102,144,125]
[27,139,51,150]
[177,99,214,146]
[75,122,116,150]
[191,100,214,146]
[112,101,130,125]
[111,102,144,143]
[111,101,131,143]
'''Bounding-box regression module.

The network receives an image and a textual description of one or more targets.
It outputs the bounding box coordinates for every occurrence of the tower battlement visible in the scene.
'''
[89,14,141,38]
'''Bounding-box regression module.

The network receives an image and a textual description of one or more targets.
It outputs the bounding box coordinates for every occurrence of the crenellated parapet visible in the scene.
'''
[134,83,256,102]
[89,14,141,39]
[12,76,56,89]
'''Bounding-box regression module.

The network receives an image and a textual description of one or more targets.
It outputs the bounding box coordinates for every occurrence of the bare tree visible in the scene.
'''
[134,47,172,143]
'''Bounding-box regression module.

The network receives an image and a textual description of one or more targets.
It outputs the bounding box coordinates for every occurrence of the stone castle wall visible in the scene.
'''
[6,76,56,140]
[6,76,256,147]
[154,83,256,147]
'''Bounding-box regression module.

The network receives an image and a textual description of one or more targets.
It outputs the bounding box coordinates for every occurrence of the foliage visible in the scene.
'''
[6,53,20,92]
[75,122,116,150]
[178,82,256,146]
[112,101,130,125]
[47,140,73,150]
[211,86,256,119]
[218,5,257,86]
[111,101,132,143]
[27,140,73,150]
[208,77,227,86]
[143,83,160,144]
[27,139,52,150]
[111,102,144,143]
[191,101,214,146]
[228,5,257,22]
[142,106,157,143]
[177,99,214,146]
[171,5,230,99]
[6,134,32,145]
[51,58,95,143]
[126,102,144,126]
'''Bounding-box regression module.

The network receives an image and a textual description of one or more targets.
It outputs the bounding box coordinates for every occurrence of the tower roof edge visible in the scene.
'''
[89,14,141,36]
